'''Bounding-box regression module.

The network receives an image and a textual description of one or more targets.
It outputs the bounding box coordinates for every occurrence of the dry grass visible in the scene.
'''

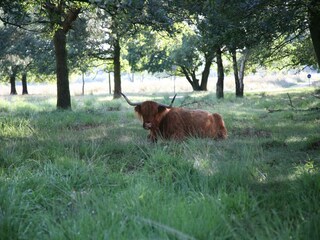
[1,70,319,96]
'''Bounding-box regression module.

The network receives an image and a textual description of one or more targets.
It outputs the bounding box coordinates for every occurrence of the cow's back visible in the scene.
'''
[159,108,227,140]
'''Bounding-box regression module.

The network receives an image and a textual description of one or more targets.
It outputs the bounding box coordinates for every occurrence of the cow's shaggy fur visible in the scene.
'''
[133,100,228,142]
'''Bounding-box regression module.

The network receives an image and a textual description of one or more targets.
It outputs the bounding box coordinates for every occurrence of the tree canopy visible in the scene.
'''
[1,0,319,106]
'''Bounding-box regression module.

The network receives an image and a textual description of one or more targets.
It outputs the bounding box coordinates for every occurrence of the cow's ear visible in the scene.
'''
[135,105,141,114]
[158,105,167,113]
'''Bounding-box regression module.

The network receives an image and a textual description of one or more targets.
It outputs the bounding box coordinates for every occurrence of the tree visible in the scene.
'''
[198,1,229,98]
[1,0,87,109]
[125,20,216,91]
[308,0,320,69]
[89,0,176,98]
[9,65,18,95]
[216,47,224,99]
[245,0,320,70]
[231,48,249,97]
[83,6,123,99]
[0,25,33,95]
[171,33,214,91]
[44,1,82,109]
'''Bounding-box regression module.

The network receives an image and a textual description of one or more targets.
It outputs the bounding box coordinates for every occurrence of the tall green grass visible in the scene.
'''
[0,90,319,239]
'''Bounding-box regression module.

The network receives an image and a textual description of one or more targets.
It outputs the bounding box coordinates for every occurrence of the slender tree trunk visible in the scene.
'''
[54,29,71,109]
[108,71,112,95]
[10,72,17,95]
[216,48,224,99]
[239,49,248,86]
[82,72,85,95]
[200,54,213,91]
[231,50,244,97]
[113,38,121,99]
[238,49,249,96]
[308,1,320,69]
[22,72,28,95]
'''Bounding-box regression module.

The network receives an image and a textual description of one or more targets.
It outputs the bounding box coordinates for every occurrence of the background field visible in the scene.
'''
[0,84,320,239]
[1,70,320,96]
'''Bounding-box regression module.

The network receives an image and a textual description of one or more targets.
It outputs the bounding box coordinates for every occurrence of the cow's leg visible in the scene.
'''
[148,134,157,143]
[147,130,158,143]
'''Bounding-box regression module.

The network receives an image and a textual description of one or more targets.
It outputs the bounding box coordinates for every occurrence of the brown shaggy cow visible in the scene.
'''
[121,93,227,142]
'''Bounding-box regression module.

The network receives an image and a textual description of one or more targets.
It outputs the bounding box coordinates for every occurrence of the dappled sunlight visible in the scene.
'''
[287,161,319,181]
[192,155,216,176]
[0,118,36,139]
[285,136,308,144]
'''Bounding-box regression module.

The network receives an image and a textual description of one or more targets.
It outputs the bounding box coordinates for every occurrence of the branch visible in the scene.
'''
[0,16,48,33]
[62,7,81,32]
[287,93,296,110]
[267,93,320,113]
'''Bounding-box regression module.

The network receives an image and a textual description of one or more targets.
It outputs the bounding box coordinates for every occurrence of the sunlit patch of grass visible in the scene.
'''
[285,136,308,144]
[0,117,35,138]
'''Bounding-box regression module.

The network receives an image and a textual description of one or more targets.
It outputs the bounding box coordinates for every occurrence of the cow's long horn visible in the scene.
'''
[169,94,177,107]
[121,93,142,106]
[159,94,177,108]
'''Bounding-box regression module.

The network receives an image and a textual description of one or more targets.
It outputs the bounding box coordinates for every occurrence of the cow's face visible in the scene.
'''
[135,101,166,130]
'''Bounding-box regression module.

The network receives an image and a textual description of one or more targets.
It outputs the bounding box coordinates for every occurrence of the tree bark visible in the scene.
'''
[22,72,28,95]
[308,1,320,69]
[231,49,244,97]
[54,28,71,109]
[239,49,249,88]
[216,48,224,99]
[113,38,122,99]
[200,54,214,91]
[82,71,85,95]
[10,71,17,95]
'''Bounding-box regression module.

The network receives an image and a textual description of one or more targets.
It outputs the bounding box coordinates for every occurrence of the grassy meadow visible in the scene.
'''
[0,89,320,239]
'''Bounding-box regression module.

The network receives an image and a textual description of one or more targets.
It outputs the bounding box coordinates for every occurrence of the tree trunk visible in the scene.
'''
[54,29,71,109]
[10,72,17,95]
[45,4,80,109]
[181,66,201,91]
[216,48,224,99]
[108,71,112,94]
[22,72,28,95]
[191,70,201,91]
[113,38,121,99]
[239,49,248,86]
[200,54,213,91]
[82,72,85,95]
[231,50,244,97]
[308,1,320,69]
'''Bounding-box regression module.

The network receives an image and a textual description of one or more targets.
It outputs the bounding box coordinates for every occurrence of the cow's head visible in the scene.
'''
[121,93,176,130]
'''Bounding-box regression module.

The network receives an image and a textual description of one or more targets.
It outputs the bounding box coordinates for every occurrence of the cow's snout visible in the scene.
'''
[143,122,152,130]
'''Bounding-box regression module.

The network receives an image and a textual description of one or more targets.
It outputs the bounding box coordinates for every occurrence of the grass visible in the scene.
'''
[0,89,320,239]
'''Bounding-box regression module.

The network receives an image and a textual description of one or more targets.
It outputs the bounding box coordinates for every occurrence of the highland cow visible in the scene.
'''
[121,93,227,142]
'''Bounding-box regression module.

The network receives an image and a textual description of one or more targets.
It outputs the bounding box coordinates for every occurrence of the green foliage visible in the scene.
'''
[1,90,320,239]
[171,34,202,72]
[124,28,175,74]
